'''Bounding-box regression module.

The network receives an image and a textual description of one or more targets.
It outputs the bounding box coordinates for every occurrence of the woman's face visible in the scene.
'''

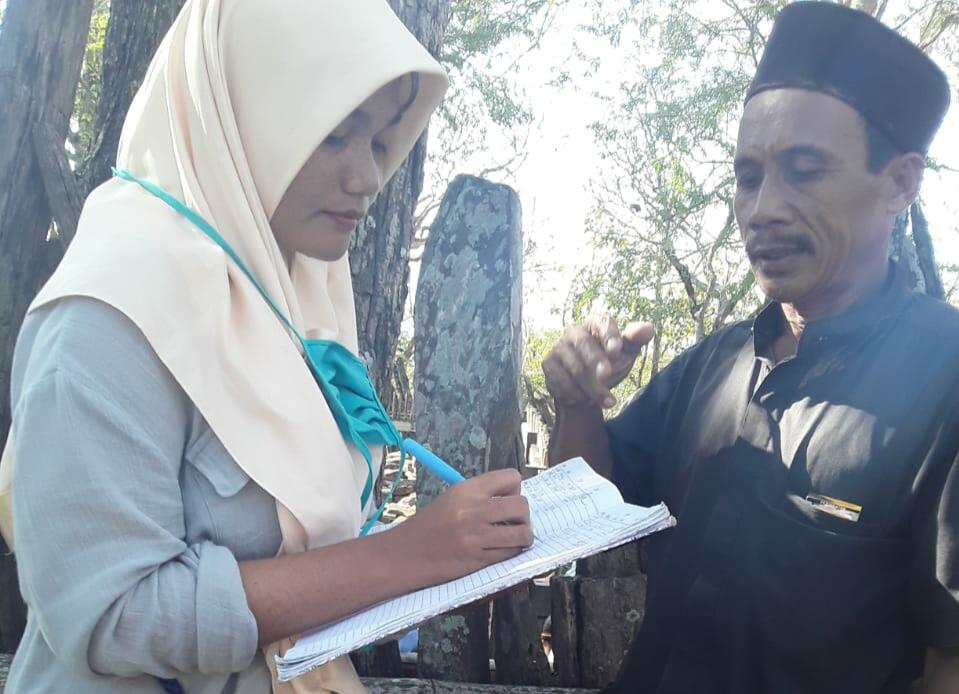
[270,77,412,263]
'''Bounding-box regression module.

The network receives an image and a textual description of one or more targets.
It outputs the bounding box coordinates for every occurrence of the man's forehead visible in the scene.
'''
[736,88,865,155]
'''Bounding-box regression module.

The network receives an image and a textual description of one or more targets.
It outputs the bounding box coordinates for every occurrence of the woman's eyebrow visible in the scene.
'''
[348,108,403,130]
[347,109,372,126]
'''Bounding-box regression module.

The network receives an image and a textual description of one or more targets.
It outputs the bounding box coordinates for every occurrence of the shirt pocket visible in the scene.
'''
[184,427,250,498]
[181,426,253,547]
[743,479,910,691]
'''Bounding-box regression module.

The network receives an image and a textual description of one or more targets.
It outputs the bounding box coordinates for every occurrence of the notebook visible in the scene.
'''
[276,457,674,681]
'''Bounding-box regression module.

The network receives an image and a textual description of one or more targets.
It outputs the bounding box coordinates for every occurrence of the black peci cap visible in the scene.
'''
[746,2,951,154]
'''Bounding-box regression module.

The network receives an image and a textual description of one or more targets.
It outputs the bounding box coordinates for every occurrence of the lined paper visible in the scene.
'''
[276,458,674,681]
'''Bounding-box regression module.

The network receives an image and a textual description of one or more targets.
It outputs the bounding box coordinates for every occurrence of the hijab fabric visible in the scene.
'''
[0,1,447,691]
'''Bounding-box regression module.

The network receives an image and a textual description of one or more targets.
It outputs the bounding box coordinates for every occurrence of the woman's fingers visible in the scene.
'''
[471,468,522,497]
[484,494,531,525]
[482,524,534,551]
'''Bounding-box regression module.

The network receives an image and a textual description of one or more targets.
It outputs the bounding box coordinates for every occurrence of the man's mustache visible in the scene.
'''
[745,233,815,257]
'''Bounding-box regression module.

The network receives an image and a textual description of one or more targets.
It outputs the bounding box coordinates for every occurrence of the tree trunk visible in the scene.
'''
[413,175,544,683]
[0,0,95,653]
[0,0,187,654]
[79,0,187,194]
[910,202,945,300]
[350,0,452,407]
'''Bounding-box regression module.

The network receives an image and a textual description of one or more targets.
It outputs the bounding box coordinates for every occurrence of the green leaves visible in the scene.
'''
[70,0,109,167]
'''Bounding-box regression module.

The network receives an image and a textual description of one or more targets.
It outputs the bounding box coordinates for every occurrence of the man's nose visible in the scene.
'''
[747,173,792,231]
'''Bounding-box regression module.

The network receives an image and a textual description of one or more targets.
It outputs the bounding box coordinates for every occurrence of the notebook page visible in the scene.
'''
[277,458,673,680]
[280,503,672,678]
[523,458,626,535]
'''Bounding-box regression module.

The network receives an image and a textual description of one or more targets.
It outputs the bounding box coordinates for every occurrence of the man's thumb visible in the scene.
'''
[621,322,655,356]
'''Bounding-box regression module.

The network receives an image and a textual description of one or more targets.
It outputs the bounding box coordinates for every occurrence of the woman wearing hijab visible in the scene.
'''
[0,1,533,692]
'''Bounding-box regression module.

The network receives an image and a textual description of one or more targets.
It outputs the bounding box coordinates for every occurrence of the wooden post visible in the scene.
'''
[413,175,548,684]
[550,542,648,689]
[576,575,646,689]
[549,576,580,688]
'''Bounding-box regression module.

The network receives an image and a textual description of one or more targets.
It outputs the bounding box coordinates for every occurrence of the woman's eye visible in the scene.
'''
[372,140,388,156]
[323,134,346,148]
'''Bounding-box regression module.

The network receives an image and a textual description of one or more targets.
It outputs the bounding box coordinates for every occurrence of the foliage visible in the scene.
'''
[71,0,110,165]
[573,0,959,375]
[521,327,560,428]
[415,0,569,244]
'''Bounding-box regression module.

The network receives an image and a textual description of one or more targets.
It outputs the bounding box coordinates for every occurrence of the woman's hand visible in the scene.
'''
[396,468,533,585]
[240,469,532,645]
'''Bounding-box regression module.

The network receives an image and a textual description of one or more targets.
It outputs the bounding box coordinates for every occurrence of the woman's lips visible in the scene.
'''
[322,211,361,232]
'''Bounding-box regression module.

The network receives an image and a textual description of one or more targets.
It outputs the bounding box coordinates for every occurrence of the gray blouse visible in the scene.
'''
[5,297,283,693]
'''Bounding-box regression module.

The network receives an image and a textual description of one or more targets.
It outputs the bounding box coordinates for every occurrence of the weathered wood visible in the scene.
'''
[351,641,405,679]
[79,0,186,193]
[0,655,598,693]
[549,576,580,688]
[577,576,646,689]
[350,0,453,408]
[910,202,945,300]
[0,0,95,654]
[363,677,596,693]
[414,175,548,684]
[577,541,644,579]
[32,121,84,244]
[889,210,926,292]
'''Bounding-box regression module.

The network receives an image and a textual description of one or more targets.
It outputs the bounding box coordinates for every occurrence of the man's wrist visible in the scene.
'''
[554,399,605,420]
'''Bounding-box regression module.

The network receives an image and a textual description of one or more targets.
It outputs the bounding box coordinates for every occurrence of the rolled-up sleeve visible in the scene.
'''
[10,301,258,679]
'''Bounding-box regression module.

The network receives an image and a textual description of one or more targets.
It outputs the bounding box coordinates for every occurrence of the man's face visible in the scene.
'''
[734,89,892,308]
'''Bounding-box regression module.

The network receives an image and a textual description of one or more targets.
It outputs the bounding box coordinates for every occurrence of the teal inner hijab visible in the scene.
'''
[113,168,404,536]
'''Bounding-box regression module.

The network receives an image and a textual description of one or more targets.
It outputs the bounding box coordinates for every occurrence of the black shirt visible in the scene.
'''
[604,266,959,694]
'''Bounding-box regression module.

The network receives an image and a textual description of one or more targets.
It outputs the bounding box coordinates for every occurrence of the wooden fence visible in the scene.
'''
[0,654,598,692]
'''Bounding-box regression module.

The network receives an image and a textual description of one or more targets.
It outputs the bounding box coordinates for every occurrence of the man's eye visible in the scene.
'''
[787,167,823,184]
[736,173,761,190]
[372,140,388,156]
[323,134,346,148]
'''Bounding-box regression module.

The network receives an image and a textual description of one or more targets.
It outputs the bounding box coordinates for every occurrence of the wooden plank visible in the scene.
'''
[577,540,644,578]
[576,575,646,690]
[364,678,596,693]
[549,575,580,688]
[0,654,597,692]
[32,120,83,244]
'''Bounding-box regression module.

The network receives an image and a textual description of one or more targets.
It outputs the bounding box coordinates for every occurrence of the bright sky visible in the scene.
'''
[436,2,959,332]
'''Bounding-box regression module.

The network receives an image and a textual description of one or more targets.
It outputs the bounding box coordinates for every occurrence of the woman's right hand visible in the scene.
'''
[397,468,533,585]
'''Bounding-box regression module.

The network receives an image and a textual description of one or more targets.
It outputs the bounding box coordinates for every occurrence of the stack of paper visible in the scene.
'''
[276,457,674,681]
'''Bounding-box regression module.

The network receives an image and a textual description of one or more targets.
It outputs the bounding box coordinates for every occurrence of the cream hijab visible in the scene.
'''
[0,0,446,691]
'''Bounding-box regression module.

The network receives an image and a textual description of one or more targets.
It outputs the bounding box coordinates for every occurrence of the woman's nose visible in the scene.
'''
[342,142,383,198]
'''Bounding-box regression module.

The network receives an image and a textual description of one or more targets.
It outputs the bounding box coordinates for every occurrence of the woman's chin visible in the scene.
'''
[285,238,352,264]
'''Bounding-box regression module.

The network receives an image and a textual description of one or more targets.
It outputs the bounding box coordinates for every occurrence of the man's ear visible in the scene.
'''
[884,152,924,215]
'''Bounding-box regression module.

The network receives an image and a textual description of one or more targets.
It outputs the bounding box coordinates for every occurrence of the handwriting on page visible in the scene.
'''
[276,457,673,681]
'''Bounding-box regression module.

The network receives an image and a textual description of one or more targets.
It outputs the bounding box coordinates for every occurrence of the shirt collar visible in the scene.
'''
[752,262,912,357]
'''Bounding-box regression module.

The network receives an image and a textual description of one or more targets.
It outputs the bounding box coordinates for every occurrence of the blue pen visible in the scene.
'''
[402,439,465,485]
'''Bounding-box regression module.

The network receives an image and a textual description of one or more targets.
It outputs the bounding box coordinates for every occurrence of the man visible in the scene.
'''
[543,3,958,693]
